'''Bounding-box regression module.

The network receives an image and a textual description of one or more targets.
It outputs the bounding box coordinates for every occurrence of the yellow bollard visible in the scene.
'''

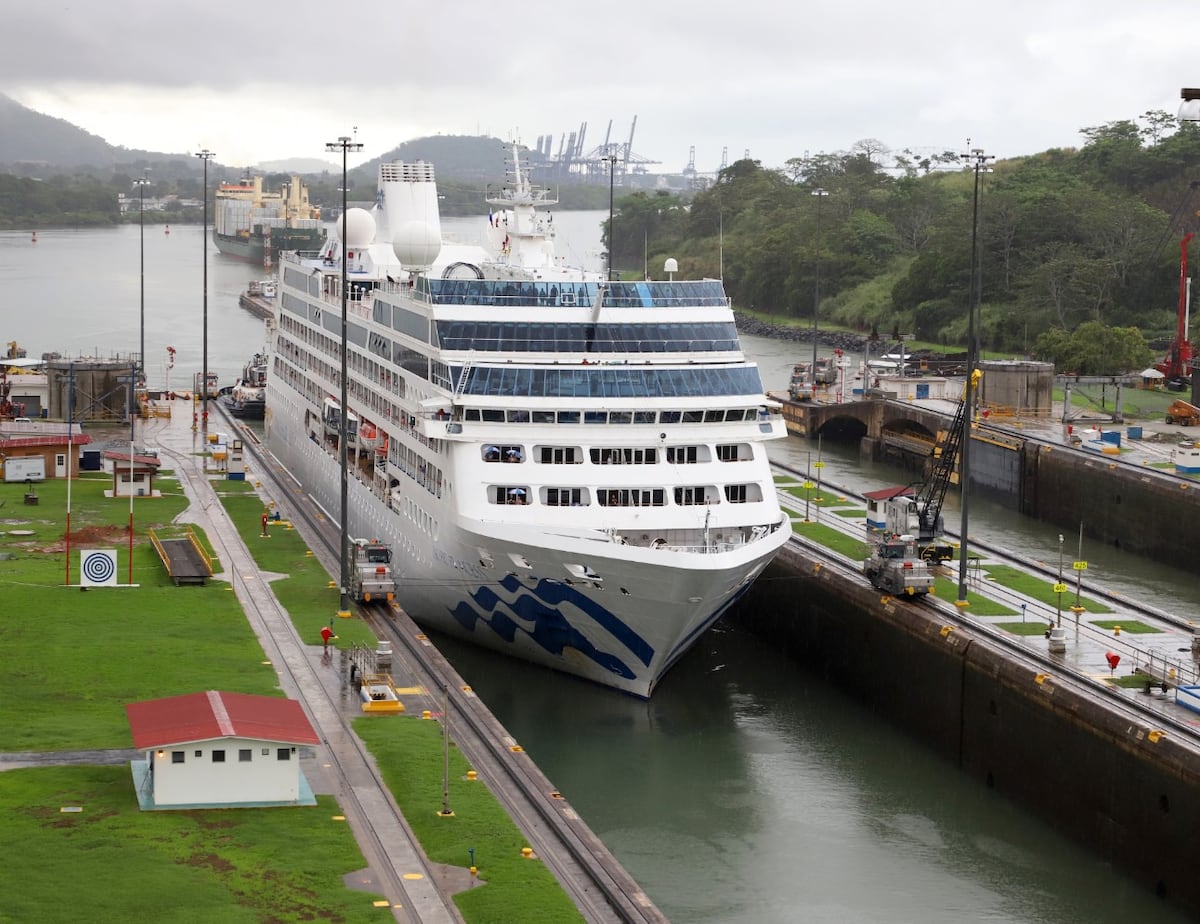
[1114,626,1121,636]
[466,770,477,781]
[521,847,533,858]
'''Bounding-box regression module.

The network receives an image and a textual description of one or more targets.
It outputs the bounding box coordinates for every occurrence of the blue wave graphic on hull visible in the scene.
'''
[448,574,656,680]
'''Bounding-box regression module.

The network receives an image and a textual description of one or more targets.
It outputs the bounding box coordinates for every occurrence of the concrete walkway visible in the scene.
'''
[131,404,464,924]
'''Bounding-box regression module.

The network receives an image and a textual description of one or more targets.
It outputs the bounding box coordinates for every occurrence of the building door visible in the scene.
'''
[55,453,66,478]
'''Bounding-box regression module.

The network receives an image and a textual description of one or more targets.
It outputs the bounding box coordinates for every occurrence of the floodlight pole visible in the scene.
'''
[956,146,993,605]
[134,174,150,385]
[326,133,363,618]
[194,150,214,433]
[605,154,617,280]
[811,188,828,379]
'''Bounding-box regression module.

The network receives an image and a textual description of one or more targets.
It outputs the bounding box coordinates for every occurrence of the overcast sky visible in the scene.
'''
[3,0,1196,172]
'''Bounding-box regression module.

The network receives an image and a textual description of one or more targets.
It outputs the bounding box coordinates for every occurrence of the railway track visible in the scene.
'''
[218,407,665,924]
[156,428,448,924]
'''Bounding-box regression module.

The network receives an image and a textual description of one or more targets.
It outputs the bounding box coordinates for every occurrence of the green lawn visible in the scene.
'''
[783,484,851,508]
[931,577,1016,615]
[0,468,581,922]
[980,564,1112,614]
[996,621,1054,636]
[791,519,871,560]
[0,476,280,752]
[1,766,384,924]
[1059,384,1178,422]
[357,718,584,924]
[1091,620,1162,634]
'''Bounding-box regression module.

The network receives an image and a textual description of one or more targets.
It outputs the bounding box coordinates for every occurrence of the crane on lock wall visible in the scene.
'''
[1157,232,1195,389]
[879,371,980,563]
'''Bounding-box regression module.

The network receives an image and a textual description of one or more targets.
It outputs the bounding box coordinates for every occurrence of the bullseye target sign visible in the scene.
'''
[80,549,118,587]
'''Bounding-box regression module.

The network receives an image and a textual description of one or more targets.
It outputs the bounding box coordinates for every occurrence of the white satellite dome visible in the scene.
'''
[337,208,376,248]
[392,219,442,268]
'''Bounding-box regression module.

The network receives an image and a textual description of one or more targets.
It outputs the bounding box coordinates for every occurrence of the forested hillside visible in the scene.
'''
[609,114,1200,370]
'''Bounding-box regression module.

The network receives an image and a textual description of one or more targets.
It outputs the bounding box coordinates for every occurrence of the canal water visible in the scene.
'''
[1,222,1193,922]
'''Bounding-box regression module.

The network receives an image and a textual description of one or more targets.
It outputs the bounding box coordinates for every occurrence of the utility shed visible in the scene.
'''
[125,691,320,810]
[0,427,92,480]
[103,450,161,497]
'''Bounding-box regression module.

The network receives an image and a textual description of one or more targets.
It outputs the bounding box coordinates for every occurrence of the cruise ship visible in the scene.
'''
[264,147,790,697]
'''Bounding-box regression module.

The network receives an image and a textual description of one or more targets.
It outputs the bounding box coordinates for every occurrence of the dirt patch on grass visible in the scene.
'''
[41,525,130,553]
[182,852,236,873]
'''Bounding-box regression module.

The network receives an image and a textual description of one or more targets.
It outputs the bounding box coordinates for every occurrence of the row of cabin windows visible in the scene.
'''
[483,444,753,465]
[169,747,294,763]
[462,407,765,425]
[493,484,764,506]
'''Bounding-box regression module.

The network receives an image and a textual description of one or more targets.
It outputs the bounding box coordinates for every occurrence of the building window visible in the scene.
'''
[212,749,226,763]
[276,748,291,761]
[239,749,252,762]
[674,486,709,505]
[538,446,581,464]
[262,748,270,756]
[545,487,585,507]
[483,444,523,463]
[590,447,657,465]
[194,750,202,758]
[666,445,700,464]
[171,751,185,764]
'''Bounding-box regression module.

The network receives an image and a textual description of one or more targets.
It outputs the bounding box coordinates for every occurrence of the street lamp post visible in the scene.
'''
[811,188,829,380]
[326,134,364,619]
[194,149,214,433]
[956,146,993,606]
[134,174,150,384]
[1056,533,1065,627]
[605,154,617,281]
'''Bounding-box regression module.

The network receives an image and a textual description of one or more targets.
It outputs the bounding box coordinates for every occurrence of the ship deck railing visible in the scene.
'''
[279,252,732,311]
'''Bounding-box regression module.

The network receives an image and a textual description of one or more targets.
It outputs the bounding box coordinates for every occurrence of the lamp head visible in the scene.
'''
[1180,88,1200,122]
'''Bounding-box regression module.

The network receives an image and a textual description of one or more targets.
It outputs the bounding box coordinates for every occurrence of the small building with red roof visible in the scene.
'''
[0,425,92,480]
[125,691,320,810]
[103,449,162,498]
[863,485,914,532]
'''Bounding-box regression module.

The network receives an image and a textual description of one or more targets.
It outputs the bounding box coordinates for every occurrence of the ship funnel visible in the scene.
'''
[380,161,442,270]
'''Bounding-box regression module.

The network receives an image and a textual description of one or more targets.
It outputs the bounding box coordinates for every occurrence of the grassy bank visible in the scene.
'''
[1,463,581,923]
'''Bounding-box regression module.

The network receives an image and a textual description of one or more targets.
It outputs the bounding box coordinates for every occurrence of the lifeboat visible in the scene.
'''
[358,421,381,452]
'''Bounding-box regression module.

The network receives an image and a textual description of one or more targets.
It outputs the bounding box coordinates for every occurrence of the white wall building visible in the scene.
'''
[125,690,320,809]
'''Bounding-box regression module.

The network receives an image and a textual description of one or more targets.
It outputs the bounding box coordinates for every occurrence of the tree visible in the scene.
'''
[1032,321,1152,374]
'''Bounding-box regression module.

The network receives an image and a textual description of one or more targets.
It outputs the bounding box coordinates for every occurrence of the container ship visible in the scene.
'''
[212,174,322,267]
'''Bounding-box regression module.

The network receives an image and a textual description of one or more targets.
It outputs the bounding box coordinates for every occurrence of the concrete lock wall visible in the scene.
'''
[1025,445,1200,566]
[732,543,1200,917]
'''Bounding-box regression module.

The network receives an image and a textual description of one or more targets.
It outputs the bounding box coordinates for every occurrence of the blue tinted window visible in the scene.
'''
[460,366,764,398]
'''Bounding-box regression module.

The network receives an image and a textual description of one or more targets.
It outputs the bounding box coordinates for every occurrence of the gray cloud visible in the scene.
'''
[2,0,1194,169]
